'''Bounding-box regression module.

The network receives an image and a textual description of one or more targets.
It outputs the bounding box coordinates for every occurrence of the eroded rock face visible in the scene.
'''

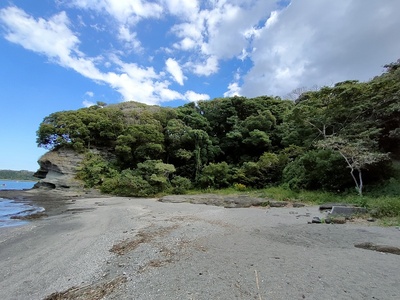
[34,148,85,190]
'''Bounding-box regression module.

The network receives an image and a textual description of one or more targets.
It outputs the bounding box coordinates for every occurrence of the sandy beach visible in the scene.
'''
[0,194,400,300]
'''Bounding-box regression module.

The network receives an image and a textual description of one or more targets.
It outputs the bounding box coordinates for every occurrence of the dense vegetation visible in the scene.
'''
[0,170,36,181]
[36,61,400,206]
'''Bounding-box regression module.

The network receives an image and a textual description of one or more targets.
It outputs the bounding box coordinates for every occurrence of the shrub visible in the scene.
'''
[77,152,113,188]
[100,170,154,197]
[368,197,400,218]
[171,176,192,194]
[282,149,352,191]
[233,183,247,191]
[233,152,281,188]
[198,162,230,189]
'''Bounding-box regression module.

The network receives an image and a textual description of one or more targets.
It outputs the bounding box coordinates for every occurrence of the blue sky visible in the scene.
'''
[1,0,399,171]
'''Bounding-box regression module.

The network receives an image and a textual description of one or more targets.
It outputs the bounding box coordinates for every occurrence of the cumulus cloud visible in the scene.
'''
[118,25,142,52]
[240,0,400,97]
[82,100,96,107]
[168,0,275,75]
[191,56,219,76]
[68,0,163,24]
[164,0,199,18]
[165,58,185,85]
[0,6,203,105]
[85,91,94,97]
[0,7,80,61]
[2,0,400,106]
[184,90,210,102]
[224,82,241,97]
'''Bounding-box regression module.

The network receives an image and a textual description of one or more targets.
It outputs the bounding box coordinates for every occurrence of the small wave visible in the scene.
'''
[0,199,45,228]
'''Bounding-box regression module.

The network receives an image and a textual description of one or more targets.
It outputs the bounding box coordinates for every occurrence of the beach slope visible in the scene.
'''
[0,196,399,300]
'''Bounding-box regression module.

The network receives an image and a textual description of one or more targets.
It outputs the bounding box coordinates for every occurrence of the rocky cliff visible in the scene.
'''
[34,148,85,190]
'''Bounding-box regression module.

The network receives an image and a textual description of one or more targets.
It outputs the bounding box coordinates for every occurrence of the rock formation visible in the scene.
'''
[34,148,85,190]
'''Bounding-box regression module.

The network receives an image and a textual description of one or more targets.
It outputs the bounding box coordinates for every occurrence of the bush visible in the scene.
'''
[198,162,230,189]
[77,152,114,188]
[368,197,400,218]
[233,152,281,188]
[282,149,352,191]
[233,183,247,191]
[171,176,192,194]
[100,170,154,197]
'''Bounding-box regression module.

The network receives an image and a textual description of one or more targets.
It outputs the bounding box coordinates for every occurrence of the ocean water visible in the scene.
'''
[0,180,44,228]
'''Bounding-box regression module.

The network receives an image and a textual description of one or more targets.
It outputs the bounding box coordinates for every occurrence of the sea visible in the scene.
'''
[0,180,44,228]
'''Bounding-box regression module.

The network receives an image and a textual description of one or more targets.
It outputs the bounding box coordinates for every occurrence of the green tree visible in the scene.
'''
[318,137,389,196]
[198,162,230,189]
[233,152,281,188]
[282,149,352,191]
[76,152,116,188]
[115,123,164,168]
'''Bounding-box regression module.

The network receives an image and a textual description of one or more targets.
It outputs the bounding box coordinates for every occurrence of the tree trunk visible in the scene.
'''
[339,150,361,195]
[358,168,363,196]
[350,167,361,195]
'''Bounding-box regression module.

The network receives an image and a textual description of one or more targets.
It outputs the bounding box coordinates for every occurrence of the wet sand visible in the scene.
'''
[0,192,399,300]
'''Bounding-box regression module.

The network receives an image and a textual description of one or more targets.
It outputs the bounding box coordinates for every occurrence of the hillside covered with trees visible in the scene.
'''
[36,61,400,198]
[0,170,36,181]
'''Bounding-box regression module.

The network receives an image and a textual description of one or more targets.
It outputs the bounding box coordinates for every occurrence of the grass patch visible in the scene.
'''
[378,216,400,227]
[172,182,400,225]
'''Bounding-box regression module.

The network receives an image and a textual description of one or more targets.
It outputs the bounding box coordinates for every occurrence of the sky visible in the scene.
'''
[0,0,399,172]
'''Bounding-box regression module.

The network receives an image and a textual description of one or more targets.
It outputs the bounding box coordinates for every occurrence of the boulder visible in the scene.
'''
[329,206,367,217]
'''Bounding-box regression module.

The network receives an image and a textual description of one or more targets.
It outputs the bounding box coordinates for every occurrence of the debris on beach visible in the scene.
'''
[354,242,400,255]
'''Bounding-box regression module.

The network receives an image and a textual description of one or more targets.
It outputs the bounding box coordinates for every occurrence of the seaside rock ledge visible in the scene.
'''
[34,148,85,191]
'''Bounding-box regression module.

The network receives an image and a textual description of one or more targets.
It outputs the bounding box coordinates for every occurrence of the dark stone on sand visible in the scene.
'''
[10,212,48,220]
[269,201,289,207]
[329,206,367,217]
[326,216,346,224]
[319,203,355,210]
[312,216,322,223]
[354,242,400,255]
[293,203,306,208]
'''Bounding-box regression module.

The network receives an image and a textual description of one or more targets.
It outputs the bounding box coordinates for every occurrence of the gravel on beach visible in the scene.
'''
[0,192,399,300]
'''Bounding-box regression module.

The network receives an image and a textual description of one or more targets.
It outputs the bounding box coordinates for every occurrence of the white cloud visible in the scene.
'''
[240,0,400,97]
[82,100,96,107]
[69,0,163,24]
[2,0,400,107]
[265,10,279,29]
[168,0,275,79]
[0,6,194,105]
[165,58,185,85]
[224,68,242,97]
[158,88,183,102]
[173,37,196,50]
[223,82,241,97]
[118,25,142,52]
[163,0,199,18]
[191,56,219,76]
[85,91,94,97]
[0,7,80,61]
[184,90,210,102]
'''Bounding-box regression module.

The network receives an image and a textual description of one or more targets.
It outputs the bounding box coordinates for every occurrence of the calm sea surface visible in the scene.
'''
[0,180,44,228]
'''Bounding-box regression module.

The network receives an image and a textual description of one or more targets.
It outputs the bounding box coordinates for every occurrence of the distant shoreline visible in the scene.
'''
[0,179,38,182]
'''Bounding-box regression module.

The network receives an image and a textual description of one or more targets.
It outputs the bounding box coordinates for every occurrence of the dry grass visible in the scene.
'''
[44,276,127,300]
[110,224,179,256]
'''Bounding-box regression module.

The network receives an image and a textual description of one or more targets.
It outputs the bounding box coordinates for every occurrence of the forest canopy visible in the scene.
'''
[36,60,400,197]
